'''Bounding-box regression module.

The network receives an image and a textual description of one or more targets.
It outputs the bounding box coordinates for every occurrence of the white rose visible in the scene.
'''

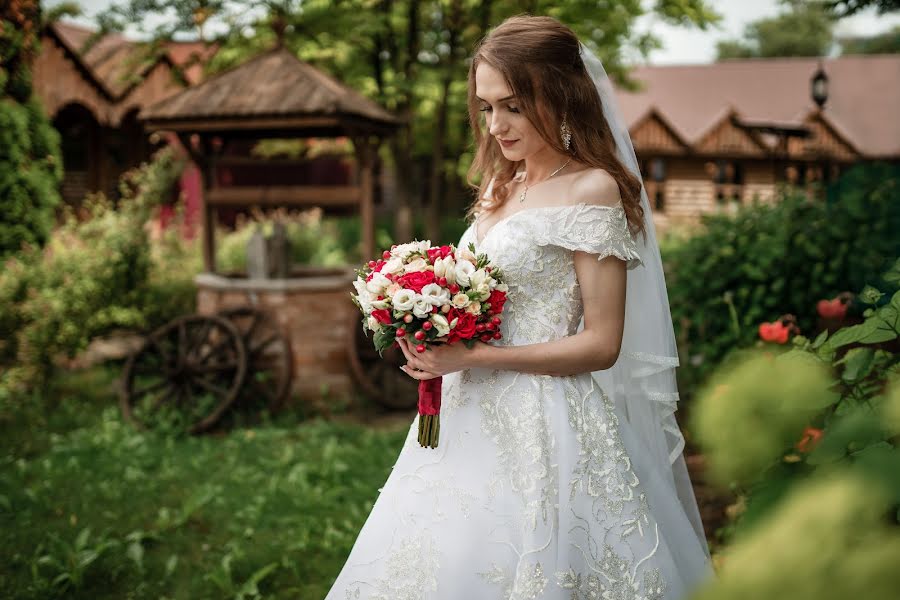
[451,293,471,309]
[381,257,404,275]
[420,283,450,306]
[430,314,450,337]
[454,259,476,286]
[465,301,481,314]
[404,257,427,273]
[392,288,418,311]
[413,298,433,318]
[365,272,391,294]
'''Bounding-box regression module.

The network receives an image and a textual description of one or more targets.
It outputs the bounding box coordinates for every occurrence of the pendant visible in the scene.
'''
[519,188,527,203]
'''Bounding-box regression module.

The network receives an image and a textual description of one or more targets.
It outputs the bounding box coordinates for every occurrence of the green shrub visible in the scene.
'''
[690,259,900,594]
[0,147,184,402]
[667,163,900,395]
[0,1,63,261]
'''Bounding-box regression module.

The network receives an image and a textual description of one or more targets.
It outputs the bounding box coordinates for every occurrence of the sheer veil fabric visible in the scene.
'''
[575,42,710,558]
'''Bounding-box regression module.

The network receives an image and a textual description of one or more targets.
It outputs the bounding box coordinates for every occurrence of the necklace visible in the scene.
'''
[519,158,572,203]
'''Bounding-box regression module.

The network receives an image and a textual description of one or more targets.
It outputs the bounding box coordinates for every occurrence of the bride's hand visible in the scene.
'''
[396,337,477,380]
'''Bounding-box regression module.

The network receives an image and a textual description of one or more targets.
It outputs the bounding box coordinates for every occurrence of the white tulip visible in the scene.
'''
[430,314,450,337]
[392,288,418,311]
[433,256,455,278]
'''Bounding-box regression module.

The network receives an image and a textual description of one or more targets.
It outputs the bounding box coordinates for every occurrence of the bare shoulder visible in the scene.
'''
[569,167,622,208]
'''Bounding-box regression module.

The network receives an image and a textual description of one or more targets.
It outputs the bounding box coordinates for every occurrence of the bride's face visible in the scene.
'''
[475,62,546,162]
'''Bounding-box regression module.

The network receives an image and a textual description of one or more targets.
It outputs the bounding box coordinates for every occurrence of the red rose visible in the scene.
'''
[397,270,436,293]
[371,309,392,325]
[817,297,848,320]
[447,308,477,342]
[487,289,508,314]
[758,321,790,344]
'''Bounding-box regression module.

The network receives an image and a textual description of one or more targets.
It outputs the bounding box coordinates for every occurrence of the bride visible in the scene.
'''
[325,14,714,600]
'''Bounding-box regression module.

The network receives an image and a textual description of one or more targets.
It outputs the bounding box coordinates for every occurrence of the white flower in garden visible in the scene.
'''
[430,314,450,337]
[413,298,432,318]
[392,288,418,311]
[451,293,471,309]
[404,257,427,273]
[420,283,450,306]
[379,257,403,276]
[454,259,476,286]
[365,272,391,294]
[367,315,382,331]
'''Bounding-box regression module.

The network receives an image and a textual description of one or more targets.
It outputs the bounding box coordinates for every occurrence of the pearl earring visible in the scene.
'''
[560,116,572,151]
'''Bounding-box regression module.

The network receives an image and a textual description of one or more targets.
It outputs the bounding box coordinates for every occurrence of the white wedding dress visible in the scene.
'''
[325,200,715,600]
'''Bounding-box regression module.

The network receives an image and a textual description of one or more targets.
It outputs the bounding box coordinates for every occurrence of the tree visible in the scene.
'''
[93,0,720,243]
[839,25,900,54]
[0,0,63,261]
[716,1,834,60]
[823,0,900,17]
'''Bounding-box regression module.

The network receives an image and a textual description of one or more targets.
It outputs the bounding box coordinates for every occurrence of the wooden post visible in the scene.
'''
[353,134,376,261]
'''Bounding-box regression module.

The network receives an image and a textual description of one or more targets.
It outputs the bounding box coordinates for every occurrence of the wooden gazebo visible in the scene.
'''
[139,46,403,270]
[136,47,404,407]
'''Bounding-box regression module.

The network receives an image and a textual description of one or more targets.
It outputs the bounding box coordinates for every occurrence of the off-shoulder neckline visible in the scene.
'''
[473,200,625,246]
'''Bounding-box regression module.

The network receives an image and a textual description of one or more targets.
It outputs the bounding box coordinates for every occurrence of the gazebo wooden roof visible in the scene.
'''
[139,46,402,273]
[141,47,402,135]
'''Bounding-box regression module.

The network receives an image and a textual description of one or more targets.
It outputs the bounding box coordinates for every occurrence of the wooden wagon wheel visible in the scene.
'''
[346,310,418,409]
[217,305,293,416]
[120,314,248,434]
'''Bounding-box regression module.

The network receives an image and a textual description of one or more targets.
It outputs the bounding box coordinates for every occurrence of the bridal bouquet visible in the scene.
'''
[351,240,508,448]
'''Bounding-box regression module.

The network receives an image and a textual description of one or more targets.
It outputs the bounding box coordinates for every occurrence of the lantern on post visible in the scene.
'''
[811,60,829,109]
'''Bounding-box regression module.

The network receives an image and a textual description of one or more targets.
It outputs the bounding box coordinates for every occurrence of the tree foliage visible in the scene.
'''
[716,1,834,60]
[0,0,63,261]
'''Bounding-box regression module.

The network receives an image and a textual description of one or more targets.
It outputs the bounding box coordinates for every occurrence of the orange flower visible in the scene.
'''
[794,426,824,453]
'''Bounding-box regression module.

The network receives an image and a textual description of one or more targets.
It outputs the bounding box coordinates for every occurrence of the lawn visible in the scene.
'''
[0,365,411,599]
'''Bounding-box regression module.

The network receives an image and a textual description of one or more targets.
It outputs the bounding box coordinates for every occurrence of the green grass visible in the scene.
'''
[0,365,410,599]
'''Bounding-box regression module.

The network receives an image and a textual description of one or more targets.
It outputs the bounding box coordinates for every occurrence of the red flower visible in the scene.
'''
[795,426,824,453]
[397,270,436,293]
[758,321,790,344]
[487,289,508,314]
[447,308,477,342]
[426,245,454,263]
[817,297,848,320]
[371,309,392,325]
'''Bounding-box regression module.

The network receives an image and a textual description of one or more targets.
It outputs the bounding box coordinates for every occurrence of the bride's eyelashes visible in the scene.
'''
[479,105,520,113]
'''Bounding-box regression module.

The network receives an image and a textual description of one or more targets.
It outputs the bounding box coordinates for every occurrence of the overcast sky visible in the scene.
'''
[47,0,900,65]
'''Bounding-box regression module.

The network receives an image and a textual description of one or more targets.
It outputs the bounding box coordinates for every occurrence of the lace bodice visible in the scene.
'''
[461,201,642,346]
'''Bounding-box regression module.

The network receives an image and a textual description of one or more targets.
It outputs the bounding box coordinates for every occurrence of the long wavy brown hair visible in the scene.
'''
[465,14,645,239]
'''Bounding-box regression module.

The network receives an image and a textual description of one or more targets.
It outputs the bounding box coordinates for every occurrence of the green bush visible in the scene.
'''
[0,148,184,403]
[0,1,63,261]
[689,261,900,598]
[666,163,900,395]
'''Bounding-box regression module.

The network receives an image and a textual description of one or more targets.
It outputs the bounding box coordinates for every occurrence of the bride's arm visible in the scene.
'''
[472,251,627,376]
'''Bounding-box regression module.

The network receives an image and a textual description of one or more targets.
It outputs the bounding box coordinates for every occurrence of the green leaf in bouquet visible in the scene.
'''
[373,327,395,356]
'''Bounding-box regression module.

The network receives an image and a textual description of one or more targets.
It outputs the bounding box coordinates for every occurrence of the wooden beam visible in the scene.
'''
[206,185,363,207]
